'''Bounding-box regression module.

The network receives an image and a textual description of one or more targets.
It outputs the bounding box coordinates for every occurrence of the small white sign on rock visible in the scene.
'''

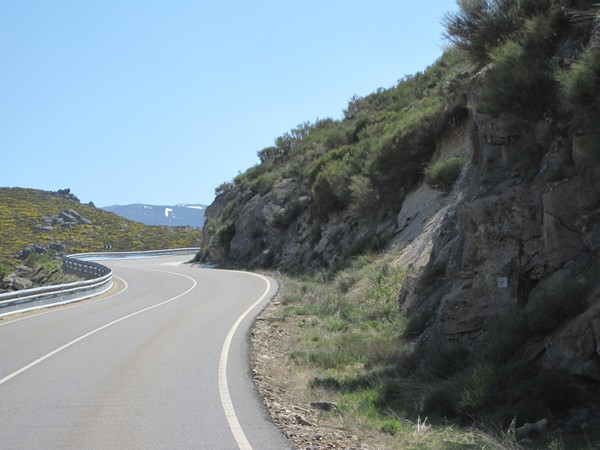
[496,276,508,289]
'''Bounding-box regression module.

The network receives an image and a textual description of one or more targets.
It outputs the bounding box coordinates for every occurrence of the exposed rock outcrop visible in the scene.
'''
[200,180,390,271]
[402,108,600,379]
[200,43,600,397]
[201,96,600,386]
[41,209,92,230]
[52,188,80,203]
[0,264,59,292]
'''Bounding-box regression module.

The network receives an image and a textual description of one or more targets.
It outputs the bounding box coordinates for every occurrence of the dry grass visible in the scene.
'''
[250,257,533,450]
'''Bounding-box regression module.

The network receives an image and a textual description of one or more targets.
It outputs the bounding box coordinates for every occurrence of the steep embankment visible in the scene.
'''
[198,47,471,271]
[200,0,600,440]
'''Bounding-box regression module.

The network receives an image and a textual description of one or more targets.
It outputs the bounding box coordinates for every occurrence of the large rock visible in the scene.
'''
[540,301,600,380]
[407,107,600,375]
[41,209,92,230]
[0,275,34,291]
[15,245,47,260]
[199,179,386,271]
[58,209,92,226]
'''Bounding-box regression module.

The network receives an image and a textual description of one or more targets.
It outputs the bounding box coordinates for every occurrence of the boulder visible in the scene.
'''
[0,275,34,291]
[58,209,92,225]
[15,245,47,260]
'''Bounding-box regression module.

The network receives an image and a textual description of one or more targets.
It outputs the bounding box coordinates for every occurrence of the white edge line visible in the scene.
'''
[0,272,196,386]
[218,272,273,450]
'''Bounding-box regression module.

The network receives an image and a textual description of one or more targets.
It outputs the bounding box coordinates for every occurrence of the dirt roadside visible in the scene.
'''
[250,299,375,450]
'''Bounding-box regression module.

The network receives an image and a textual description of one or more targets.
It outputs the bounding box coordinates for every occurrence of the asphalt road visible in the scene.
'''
[0,255,292,449]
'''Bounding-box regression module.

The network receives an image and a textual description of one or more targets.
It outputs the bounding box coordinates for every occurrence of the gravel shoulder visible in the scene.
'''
[250,299,374,450]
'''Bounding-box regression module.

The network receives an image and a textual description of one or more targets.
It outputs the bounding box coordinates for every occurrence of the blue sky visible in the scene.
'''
[1,0,457,207]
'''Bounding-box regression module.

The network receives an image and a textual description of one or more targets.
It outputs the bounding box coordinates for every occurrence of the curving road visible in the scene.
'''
[0,255,292,449]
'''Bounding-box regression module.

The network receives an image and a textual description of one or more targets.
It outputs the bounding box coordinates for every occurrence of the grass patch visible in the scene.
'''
[271,252,526,448]
[268,251,599,448]
[424,156,468,194]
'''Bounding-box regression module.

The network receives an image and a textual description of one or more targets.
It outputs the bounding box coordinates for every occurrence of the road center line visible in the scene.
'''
[218,271,273,450]
[0,271,197,386]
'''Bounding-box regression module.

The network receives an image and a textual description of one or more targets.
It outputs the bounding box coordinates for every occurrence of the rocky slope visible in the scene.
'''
[203,100,600,377]
[199,1,600,433]
[402,110,600,381]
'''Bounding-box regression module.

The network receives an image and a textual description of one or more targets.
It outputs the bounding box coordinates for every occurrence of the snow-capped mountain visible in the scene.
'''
[102,203,206,228]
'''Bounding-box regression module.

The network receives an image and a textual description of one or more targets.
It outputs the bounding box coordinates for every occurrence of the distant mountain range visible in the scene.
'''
[102,203,206,228]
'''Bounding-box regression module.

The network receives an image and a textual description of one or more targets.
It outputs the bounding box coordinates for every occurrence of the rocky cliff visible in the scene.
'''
[401,109,600,382]
[200,179,390,271]
[209,108,600,391]
[201,95,600,378]
[198,2,600,395]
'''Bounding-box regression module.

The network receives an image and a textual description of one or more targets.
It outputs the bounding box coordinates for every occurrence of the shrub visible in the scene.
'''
[311,157,354,212]
[0,264,11,280]
[25,253,62,274]
[349,174,377,215]
[475,40,556,119]
[558,48,600,159]
[368,107,442,211]
[455,362,498,413]
[424,156,468,194]
[443,0,523,66]
[381,418,402,435]
[214,181,234,196]
[250,171,280,196]
[217,221,236,251]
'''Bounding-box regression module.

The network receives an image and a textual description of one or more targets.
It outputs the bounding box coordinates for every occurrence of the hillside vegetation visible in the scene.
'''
[201,0,600,447]
[0,187,200,275]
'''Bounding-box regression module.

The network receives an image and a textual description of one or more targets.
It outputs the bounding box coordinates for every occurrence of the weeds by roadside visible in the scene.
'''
[258,251,562,449]
[252,249,600,449]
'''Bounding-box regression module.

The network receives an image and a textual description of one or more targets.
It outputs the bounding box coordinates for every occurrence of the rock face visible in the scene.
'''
[402,110,600,380]
[200,180,389,271]
[200,83,600,383]
[52,188,80,203]
[41,209,92,230]
[0,265,51,291]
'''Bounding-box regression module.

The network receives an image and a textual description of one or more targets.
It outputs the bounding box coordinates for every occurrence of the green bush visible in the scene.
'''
[380,418,402,435]
[424,156,468,194]
[25,253,62,274]
[0,264,13,280]
[475,40,556,119]
[311,157,354,212]
[249,171,280,196]
[443,0,523,66]
[214,181,234,196]
[558,48,600,159]
[368,107,442,211]
[217,221,236,251]
[349,174,378,215]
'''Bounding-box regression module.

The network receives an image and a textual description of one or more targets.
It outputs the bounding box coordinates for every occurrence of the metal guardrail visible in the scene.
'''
[68,247,200,261]
[0,260,113,318]
[63,257,112,279]
[0,248,200,318]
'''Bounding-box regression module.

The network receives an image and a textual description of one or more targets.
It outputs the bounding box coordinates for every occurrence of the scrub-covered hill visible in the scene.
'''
[0,187,200,273]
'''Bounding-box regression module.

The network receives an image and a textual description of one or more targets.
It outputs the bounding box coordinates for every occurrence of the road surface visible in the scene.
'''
[0,255,292,449]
